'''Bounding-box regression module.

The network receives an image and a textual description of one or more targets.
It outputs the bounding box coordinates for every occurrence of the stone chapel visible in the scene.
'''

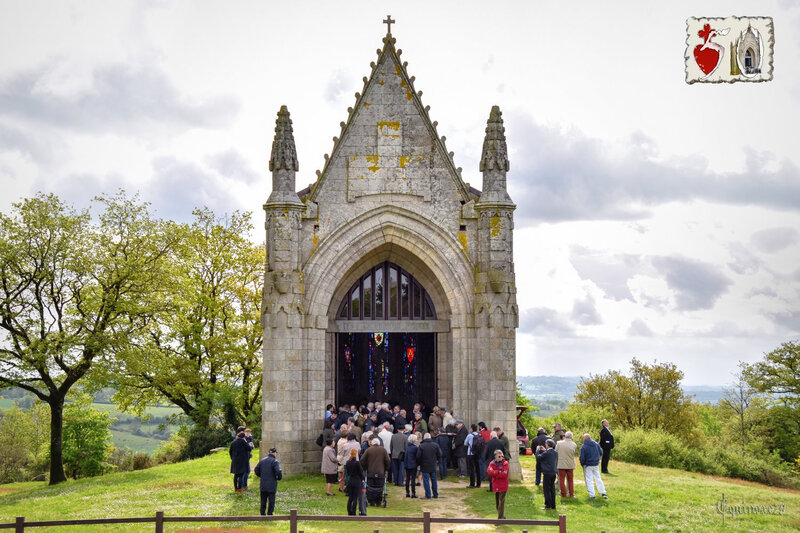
[262,18,519,476]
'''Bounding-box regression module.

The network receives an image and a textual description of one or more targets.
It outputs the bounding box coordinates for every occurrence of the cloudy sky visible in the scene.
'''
[1,1,798,385]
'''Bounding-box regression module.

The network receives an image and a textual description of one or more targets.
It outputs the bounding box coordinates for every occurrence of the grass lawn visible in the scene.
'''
[1,452,798,532]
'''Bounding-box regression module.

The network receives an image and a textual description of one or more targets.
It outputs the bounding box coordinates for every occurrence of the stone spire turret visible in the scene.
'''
[477,105,514,207]
[267,105,302,205]
[473,105,518,477]
[262,105,305,472]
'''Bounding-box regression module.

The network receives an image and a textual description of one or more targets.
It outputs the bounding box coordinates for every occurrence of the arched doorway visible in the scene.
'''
[334,261,438,410]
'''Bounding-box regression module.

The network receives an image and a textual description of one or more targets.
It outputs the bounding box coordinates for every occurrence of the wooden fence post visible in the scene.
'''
[559,514,567,533]
[155,511,164,533]
[14,517,24,533]
[289,509,298,533]
[422,511,431,533]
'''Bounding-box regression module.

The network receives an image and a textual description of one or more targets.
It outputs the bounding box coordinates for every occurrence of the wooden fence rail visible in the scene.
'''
[1,509,567,532]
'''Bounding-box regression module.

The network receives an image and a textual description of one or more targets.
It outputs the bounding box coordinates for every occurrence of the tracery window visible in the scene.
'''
[337,261,436,320]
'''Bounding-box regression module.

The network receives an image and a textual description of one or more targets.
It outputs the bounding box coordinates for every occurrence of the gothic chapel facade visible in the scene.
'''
[262,19,519,475]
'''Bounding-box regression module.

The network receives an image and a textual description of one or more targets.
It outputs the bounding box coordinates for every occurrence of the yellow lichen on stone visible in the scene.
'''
[312,234,318,247]
[490,216,502,237]
[378,121,400,131]
[366,155,380,173]
[398,155,411,168]
[363,102,371,107]
[458,231,468,252]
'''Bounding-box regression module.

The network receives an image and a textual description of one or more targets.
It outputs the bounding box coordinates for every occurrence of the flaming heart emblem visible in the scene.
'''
[693,23,729,77]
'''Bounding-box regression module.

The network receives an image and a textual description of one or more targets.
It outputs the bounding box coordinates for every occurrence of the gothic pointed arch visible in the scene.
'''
[336,261,437,321]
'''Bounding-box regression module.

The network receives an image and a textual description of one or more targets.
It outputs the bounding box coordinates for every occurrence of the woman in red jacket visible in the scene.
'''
[487,449,509,519]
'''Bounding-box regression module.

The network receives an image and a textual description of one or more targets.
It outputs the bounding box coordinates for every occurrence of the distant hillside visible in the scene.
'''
[517,375,581,401]
[517,376,725,405]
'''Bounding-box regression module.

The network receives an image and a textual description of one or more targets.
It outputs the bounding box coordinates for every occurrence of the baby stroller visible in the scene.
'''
[365,472,387,507]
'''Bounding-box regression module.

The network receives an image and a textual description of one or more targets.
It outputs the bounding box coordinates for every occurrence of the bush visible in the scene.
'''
[613,427,800,489]
[0,404,50,482]
[179,424,232,460]
[109,448,154,472]
[62,399,115,478]
[153,430,188,464]
[536,404,611,440]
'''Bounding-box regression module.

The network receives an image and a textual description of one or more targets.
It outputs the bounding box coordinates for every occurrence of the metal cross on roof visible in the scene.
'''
[383,15,395,34]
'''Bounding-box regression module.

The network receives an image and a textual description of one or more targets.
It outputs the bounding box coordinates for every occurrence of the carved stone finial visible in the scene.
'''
[269,105,299,173]
[480,105,510,172]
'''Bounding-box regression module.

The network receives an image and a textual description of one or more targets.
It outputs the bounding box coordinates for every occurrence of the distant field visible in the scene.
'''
[0,399,181,454]
[110,429,164,454]
[91,402,182,419]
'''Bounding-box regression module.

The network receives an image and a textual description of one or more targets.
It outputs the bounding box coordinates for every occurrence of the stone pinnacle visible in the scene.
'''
[479,105,510,172]
[269,105,299,173]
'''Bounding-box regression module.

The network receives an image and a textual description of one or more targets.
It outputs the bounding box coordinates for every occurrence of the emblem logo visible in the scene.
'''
[372,332,385,346]
[686,17,774,84]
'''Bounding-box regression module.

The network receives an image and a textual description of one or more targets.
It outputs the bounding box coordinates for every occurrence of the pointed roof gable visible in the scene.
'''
[305,25,473,203]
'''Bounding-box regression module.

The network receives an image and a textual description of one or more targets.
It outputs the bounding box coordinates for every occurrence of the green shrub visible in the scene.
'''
[536,404,611,440]
[109,448,154,472]
[613,427,800,489]
[614,428,668,467]
[0,403,50,482]
[179,425,232,460]
[153,430,187,464]
[62,400,115,478]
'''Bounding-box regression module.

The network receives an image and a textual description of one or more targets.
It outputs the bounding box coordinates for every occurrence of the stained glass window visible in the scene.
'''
[337,262,436,320]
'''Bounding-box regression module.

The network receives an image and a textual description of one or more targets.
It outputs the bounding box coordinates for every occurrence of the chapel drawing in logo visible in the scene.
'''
[686,16,774,84]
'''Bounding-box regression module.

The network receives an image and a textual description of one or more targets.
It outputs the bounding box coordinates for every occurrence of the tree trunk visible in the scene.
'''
[48,395,67,484]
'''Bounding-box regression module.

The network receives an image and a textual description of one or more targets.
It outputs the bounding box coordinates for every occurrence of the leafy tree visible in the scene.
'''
[741,342,800,464]
[743,341,800,408]
[696,403,721,437]
[574,358,698,437]
[0,193,174,483]
[720,365,759,454]
[537,403,612,441]
[62,394,115,478]
[0,402,49,482]
[112,209,263,428]
[762,404,800,464]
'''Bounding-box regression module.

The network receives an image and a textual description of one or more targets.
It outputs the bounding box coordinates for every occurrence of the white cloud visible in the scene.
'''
[651,256,732,311]
[507,116,800,226]
[750,227,799,254]
[0,62,239,136]
[571,294,603,326]
[628,319,654,337]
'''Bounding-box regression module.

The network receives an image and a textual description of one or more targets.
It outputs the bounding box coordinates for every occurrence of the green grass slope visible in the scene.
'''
[1,453,798,532]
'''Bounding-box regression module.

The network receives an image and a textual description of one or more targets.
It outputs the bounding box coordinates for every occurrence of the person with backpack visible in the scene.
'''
[465,423,484,488]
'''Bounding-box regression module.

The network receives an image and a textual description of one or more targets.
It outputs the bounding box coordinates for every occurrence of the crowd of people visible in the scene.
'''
[318,402,516,518]
[531,419,614,510]
[230,403,615,519]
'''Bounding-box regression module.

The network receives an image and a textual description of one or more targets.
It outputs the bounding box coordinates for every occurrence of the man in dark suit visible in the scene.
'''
[600,419,614,474]
[254,447,283,515]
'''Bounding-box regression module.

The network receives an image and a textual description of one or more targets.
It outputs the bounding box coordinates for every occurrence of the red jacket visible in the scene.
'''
[479,429,491,442]
[487,459,509,492]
